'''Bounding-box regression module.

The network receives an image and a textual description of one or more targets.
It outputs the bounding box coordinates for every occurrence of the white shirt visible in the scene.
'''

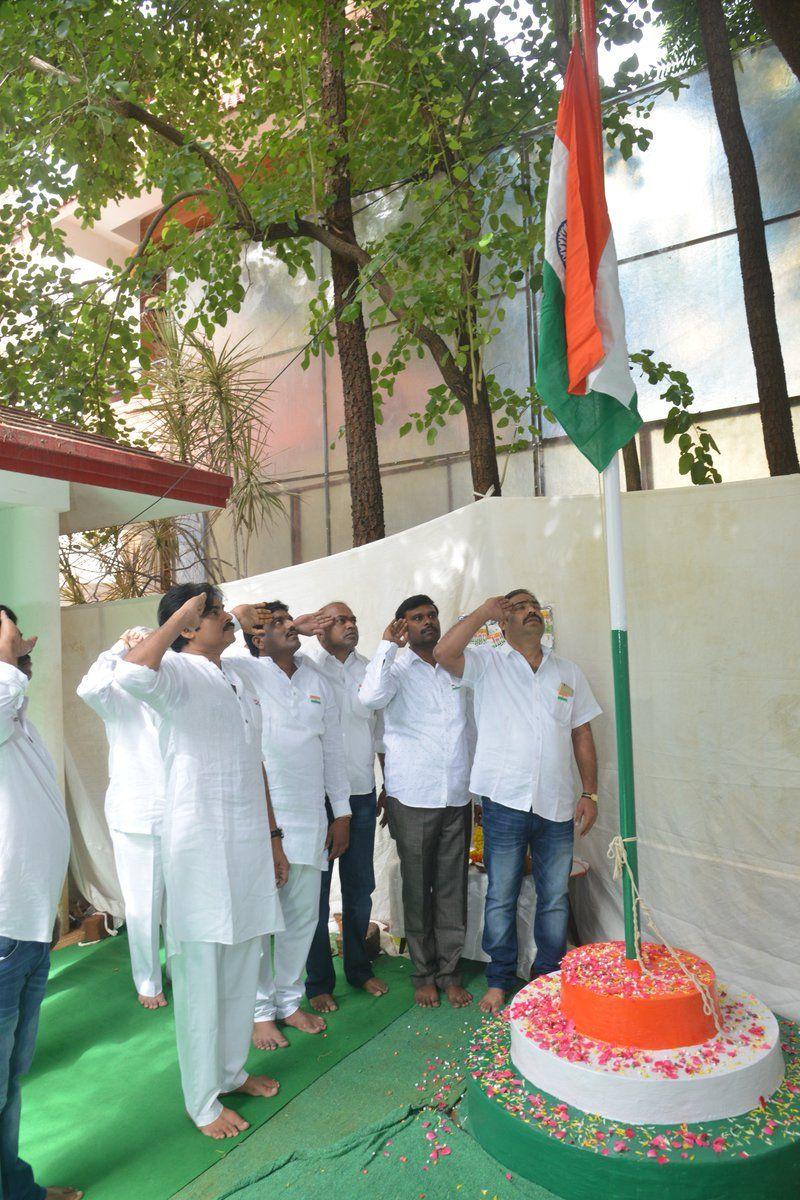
[462,643,602,820]
[0,663,70,942]
[359,640,472,809]
[301,644,383,795]
[76,641,166,835]
[115,651,282,947]
[223,648,351,870]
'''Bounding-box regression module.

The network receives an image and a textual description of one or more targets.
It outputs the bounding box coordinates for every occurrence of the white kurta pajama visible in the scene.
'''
[224,649,350,1021]
[77,642,168,997]
[115,651,283,1127]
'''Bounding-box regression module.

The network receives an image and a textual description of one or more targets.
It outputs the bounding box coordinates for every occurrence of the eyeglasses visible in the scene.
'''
[509,598,541,613]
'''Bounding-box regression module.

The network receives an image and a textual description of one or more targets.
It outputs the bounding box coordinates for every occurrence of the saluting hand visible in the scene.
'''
[479,596,512,623]
[293,610,335,637]
[383,618,408,647]
[230,602,270,634]
[175,593,206,635]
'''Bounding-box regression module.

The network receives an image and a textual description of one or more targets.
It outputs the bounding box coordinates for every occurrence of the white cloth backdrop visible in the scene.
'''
[60,480,800,1017]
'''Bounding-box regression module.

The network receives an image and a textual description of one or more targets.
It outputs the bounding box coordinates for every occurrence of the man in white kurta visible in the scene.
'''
[227,602,350,1051]
[0,606,82,1200]
[77,629,168,1008]
[115,585,289,1140]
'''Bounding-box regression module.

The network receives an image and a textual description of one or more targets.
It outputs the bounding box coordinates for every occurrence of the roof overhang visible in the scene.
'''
[0,407,232,533]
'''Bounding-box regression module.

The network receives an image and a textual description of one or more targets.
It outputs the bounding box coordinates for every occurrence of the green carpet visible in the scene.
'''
[212,1102,550,1199]
[19,934,414,1200]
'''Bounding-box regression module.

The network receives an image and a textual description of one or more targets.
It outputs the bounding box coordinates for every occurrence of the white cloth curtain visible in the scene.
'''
[59,483,800,1018]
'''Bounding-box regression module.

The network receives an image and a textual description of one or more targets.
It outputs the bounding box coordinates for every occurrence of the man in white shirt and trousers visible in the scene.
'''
[434,589,601,1014]
[116,584,289,1140]
[0,607,82,1200]
[301,602,387,1012]
[77,628,168,1009]
[227,602,351,1051]
[360,595,474,1011]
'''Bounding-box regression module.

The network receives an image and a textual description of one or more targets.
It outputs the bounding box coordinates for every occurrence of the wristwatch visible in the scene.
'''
[270,827,285,840]
[581,792,598,804]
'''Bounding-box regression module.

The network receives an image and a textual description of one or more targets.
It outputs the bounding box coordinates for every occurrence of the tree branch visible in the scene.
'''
[26,55,258,237]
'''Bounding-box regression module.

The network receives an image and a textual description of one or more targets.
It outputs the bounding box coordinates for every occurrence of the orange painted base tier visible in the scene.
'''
[560,941,721,1050]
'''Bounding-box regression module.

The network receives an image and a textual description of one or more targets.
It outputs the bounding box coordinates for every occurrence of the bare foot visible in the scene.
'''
[232,1074,280,1099]
[362,977,388,996]
[45,1190,84,1199]
[282,1007,326,1034]
[198,1107,249,1139]
[414,983,440,1008]
[138,991,167,1010]
[309,993,338,1013]
[445,984,472,1008]
[252,1020,289,1050]
[479,987,506,1015]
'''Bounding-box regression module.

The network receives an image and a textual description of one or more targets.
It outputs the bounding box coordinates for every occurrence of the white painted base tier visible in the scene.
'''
[509,974,785,1125]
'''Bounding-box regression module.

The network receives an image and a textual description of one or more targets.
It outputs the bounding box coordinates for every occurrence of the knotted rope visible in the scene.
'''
[607,834,724,1036]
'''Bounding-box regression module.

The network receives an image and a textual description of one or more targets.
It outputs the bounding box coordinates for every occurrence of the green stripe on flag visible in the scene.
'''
[537,261,642,472]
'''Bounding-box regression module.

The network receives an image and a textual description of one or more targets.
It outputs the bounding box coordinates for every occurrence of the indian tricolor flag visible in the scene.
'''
[537,37,641,472]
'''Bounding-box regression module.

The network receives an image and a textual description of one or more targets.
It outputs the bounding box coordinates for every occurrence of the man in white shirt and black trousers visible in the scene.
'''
[77,628,168,1010]
[301,601,387,1013]
[227,602,351,1052]
[360,595,474,1011]
[0,606,82,1200]
[435,589,601,1015]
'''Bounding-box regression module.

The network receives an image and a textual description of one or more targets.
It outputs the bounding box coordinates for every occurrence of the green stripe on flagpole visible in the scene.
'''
[611,627,639,959]
[537,261,641,473]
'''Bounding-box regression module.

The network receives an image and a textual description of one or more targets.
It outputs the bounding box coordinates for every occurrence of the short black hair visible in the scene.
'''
[504,588,538,602]
[395,594,438,621]
[0,605,19,625]
[244,601,288,658]
[157,582,223,652]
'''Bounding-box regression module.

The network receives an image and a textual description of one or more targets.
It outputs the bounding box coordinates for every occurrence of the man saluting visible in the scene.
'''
[116,584,289,1140]
[435,590,601,1015]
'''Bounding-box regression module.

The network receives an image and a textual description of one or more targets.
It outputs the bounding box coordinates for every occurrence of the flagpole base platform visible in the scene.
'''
[465,998,800,1200]
[508,972,782,1124]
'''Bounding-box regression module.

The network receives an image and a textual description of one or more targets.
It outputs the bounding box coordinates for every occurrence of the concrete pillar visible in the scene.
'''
[0,503,66,774]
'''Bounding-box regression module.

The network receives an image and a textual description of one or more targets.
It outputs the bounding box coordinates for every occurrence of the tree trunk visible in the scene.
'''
[321,0,385,544]
[622,437,642,490]
[463,373,502,497]
[697,0,798,475]
[457,246,502,498]
[752,0,800,81]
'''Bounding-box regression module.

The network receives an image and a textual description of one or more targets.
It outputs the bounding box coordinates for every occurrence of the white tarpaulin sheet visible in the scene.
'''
[59,480,800,1017]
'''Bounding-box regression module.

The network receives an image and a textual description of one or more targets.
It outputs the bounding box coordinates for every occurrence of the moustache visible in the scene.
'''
[223,620,235,630]
[524,612,543,624]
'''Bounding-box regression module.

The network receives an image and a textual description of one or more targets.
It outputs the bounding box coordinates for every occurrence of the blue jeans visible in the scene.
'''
[481,798,574,990]
[306,792,377,996]
[0,937,49,1200]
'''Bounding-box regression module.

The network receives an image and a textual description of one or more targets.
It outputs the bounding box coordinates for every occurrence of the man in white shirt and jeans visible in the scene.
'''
[0,606,82,1200]
[360,595,473,1011]
[117,584,289,1140]
[435,589,601,1014]
[227,602,351,1052]
[77,628,168,1009]
[301,602,387,1013]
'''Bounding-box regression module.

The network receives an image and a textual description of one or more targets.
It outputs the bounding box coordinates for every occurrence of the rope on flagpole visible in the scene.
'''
[607,835,725,1036]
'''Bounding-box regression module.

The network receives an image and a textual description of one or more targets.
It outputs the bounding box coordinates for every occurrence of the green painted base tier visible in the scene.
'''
[465,1014,800,1200]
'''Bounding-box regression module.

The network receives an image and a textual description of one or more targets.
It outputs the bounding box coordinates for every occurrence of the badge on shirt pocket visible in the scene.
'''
[556,682,574,703]
[309,694,322,705]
